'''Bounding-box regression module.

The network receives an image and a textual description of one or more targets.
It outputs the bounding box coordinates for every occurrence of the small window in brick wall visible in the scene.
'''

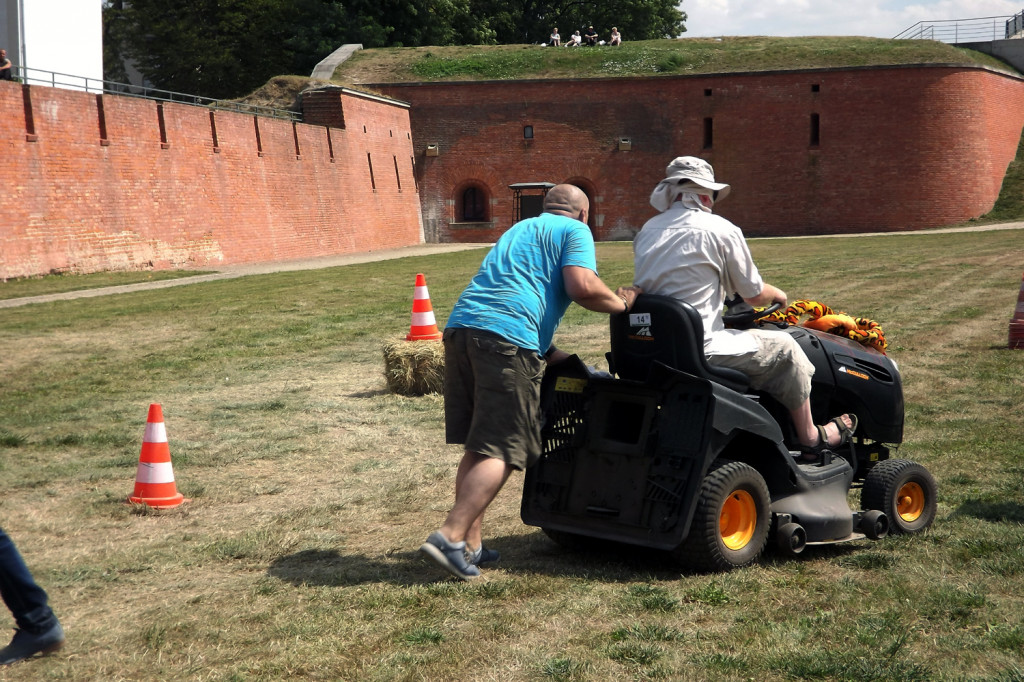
[810,113,820,147]
[461,186,488,222]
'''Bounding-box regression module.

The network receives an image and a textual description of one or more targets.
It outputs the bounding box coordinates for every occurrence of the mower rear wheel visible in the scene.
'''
[861,459,937,534]
[672,459,771,571]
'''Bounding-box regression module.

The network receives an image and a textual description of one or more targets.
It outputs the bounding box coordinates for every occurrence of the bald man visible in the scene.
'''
[420,184,641,579]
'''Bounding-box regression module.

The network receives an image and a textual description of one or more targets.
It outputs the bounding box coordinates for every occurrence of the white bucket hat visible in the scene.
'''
[650,156,731,211]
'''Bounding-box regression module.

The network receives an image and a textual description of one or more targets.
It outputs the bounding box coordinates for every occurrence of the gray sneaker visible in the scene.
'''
[467,544,500,566]
[420,531,480,580]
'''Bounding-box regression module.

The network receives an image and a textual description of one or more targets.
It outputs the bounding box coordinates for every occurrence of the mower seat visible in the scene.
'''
[608,293,751,393]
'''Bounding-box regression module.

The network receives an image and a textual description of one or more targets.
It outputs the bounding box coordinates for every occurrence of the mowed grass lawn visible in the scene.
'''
[1,229,1023,681]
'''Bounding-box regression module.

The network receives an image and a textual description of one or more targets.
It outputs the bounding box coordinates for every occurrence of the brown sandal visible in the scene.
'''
[828,414,858,447]
[797,414,858,463]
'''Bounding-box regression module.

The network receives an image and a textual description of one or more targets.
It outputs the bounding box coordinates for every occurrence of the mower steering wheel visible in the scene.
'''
[721,297,784,329]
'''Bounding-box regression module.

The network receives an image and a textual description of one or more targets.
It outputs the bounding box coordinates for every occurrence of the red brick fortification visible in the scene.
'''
[3,64,1023,278]
[1010,271,1024,350]
[373,65,1024,242]
[0,83,423,279]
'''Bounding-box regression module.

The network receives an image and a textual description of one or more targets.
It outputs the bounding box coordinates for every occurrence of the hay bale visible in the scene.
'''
[382,339,445,396]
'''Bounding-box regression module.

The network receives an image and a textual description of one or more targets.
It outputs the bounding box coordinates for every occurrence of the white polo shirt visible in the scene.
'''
[633,201,764,356]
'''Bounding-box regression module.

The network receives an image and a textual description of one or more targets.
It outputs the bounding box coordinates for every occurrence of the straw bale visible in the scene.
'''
[381,339,445,396]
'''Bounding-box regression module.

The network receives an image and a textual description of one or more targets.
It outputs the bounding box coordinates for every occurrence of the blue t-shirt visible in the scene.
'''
[446,213,597,353]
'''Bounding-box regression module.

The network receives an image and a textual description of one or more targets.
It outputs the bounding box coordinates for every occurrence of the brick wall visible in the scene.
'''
[372,65,1024,241]
[3,64,1022,279]
[0,83,423,279]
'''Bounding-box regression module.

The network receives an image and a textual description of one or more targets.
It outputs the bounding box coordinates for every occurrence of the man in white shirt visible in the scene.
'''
[633,156,856,460]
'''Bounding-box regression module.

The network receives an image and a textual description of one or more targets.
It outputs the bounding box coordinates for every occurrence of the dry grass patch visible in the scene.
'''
[1,232,1023,680]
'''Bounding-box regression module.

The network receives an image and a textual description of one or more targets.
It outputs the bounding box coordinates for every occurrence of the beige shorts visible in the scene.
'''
[708,329,814,410]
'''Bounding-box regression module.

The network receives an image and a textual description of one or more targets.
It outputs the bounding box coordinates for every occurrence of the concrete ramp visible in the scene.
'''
[960,39,1024,73]
[311,44,364,80]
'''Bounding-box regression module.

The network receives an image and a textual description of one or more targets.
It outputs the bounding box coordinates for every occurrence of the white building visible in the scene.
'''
[1,0,103,89]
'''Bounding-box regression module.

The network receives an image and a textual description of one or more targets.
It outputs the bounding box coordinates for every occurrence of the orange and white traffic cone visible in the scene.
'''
[128,403,187,509]
[406,273,443,341]
[1010,271,1024,350]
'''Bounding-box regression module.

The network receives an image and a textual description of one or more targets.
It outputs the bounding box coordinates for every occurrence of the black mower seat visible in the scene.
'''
[608,293,751,393]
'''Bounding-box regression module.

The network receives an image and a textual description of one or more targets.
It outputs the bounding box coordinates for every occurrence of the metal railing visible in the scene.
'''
[1008,9,1024,37]
[11,65,301,122]
[893,14,1017,43]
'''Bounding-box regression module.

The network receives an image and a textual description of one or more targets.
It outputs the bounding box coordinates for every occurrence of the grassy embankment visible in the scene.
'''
[237,36,1015,105]
[1,230,1023,680]
[331,36,1014,83]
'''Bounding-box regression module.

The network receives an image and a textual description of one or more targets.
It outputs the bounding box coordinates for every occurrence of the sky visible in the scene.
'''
[680,0,1021,39]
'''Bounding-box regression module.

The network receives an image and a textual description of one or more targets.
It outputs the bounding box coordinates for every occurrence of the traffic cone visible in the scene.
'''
[1010,271,1024,350]
[406,273,443,341]
[128,403,187,508]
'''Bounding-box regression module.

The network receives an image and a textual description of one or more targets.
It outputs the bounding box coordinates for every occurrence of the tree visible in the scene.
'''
[103,0,685,99]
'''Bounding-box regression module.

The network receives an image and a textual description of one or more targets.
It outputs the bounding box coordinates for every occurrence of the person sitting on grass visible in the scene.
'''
[549,27,561,46]
[609,27,622,45]
[584,26,599,46]
[565,30,582,47]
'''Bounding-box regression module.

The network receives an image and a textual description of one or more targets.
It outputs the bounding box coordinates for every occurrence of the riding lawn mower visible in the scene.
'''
[521,294,938,571]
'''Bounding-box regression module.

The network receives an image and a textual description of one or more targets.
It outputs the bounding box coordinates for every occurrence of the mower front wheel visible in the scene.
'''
[673,459,771,572]
[861,459,937,534]
[776,522,807,556]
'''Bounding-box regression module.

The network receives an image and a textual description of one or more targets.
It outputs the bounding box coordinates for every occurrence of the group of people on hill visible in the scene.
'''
[548,25,621,47]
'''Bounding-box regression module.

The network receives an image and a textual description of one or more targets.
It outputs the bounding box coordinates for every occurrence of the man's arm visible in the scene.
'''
[563,265,641,313]
[743,283,787,308]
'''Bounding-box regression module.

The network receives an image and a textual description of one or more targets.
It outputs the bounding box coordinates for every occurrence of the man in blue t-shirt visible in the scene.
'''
[420,184,642,580]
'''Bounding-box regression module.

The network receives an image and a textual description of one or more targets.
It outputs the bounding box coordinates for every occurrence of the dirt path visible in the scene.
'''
[2,221,1022,309]
[0,243,490,309]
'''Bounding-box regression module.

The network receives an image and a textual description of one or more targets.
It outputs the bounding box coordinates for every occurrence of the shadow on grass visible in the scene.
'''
[346,389,393,398]
[267,529,869,587]
[951,499,1024,524]
[265,532,684,587]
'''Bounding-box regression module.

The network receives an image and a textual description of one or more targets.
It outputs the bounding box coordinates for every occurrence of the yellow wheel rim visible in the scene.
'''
[896,482,925,522]
[720,490,757,551]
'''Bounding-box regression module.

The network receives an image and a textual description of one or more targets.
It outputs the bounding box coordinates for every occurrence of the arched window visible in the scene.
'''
[461,186,488,222]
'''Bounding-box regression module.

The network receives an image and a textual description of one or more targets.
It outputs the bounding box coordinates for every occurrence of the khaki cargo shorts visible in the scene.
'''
[708,328,814,410]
